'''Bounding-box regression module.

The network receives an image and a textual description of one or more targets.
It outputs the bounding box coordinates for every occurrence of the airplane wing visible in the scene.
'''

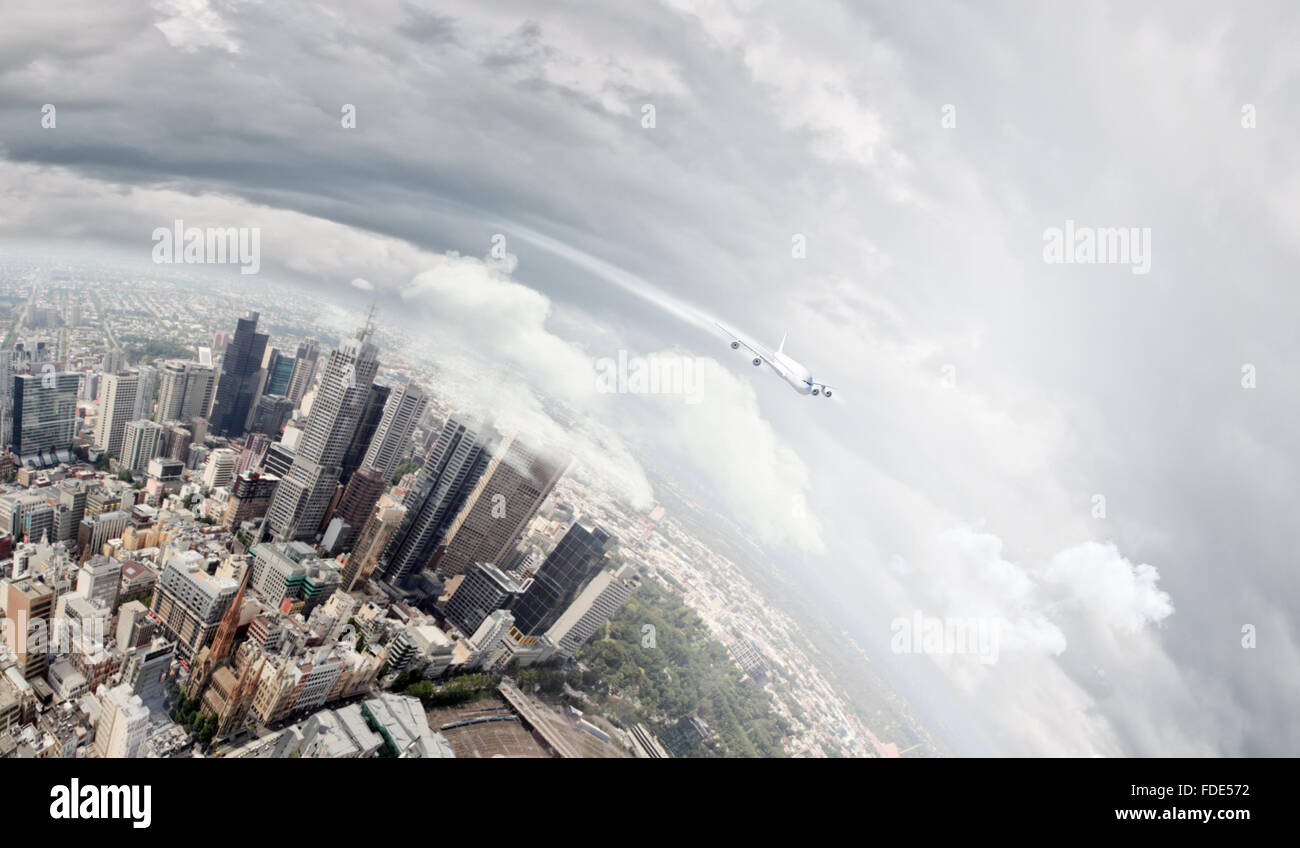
[714,320,776,363]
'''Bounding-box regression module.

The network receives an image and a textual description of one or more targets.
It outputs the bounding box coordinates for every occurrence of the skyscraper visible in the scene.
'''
[249,394,294,436]
[330,466,386,551]
[264,348,296,396]
[210,312,269,437]
[120,419,163,473]
[511,522,616,636]
[340,382,389,483]
[545,561,640,658]
[285,338,320,407]
[361,383,427,482]
[95,372,139,457]
[12,372,79,461]
[102,348,126,375]
[262,314,380,542]
[444,561,530,638]
[0,352,13,448]
[133,364,158,421]
[155,359,216,423]
[373,416,490,586]
[432,434,567,578]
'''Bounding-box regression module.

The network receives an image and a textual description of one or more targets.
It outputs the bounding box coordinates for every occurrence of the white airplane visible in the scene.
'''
[714,321,838,398]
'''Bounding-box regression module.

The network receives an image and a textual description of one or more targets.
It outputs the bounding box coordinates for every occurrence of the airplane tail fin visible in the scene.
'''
[778,332,787,354]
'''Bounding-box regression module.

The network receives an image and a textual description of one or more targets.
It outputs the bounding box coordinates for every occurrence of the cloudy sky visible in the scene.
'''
[1,0,1297,755]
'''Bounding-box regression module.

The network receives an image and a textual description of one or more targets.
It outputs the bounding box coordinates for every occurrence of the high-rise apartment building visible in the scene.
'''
[133,365,158,421]
[155,359,216,423]
[95,373,139,456]
[120,418,163,473]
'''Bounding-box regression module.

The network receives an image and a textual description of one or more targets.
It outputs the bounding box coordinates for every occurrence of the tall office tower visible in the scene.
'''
[150,552,239,659]
[12,372,79,462]
[545,562,639,658]
[264,348,296,396]
[444,562,530,637]
[361,383,427,482]
[93,684,150,758]
[94,372,139,456]
[210,311,269,437]
[233,432,271,476]
[102,348,127,375]
[343,501,405,591]
[331,466,386,551]
[69,301,82,327]
[262,316,380,542]
[432,435,567,578]
[511,523,616,636]
[222,469,279,531]
[6,577,54,679]
[285,338,320,407]
[120,419,163,473]
[202,448,237,490]
[249,394,294,436]
[263,441,295,478]
[373,416,490,586]
[0,352,13,448]
[155,359,216,423]
[340,382,389,483]
[161,421,193,461]
[154,361,187,423]
[133,365,158,421]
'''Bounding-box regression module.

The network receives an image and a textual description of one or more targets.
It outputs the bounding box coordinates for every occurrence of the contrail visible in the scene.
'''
[508,223,717,333]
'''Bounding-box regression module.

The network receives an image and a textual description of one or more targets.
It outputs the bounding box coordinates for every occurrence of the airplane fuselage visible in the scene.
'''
[717,320,834,397]
[770,351,816,394]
